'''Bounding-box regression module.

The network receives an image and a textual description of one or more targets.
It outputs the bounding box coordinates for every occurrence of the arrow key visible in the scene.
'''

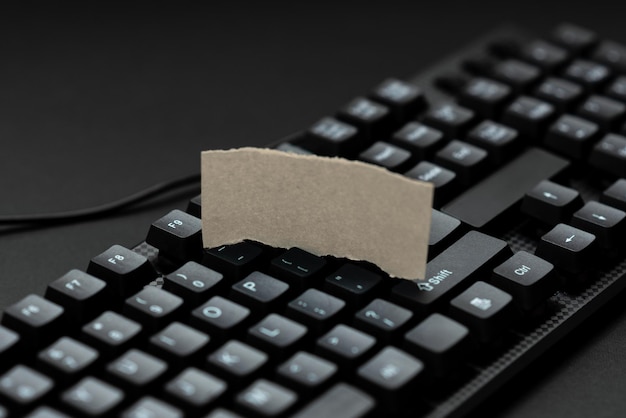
[535,223,597,275]
[521,180,583,225]
[571,201,626,249]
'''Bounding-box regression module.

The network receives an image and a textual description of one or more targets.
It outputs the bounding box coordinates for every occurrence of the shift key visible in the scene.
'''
[391,231,511,313]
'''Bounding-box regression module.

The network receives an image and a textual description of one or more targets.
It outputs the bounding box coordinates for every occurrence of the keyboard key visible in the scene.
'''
[291,383,375,418]
[231,271,289,313]
[354,299,413,341]
[405,161,458,207]
[404,313,470,377]
[428,209,463,260]
[592,40,626,73]
[87,244,156,298]
[277,351,337,391]
[0,326,20,370]
[577,95,626,131]
[106,349,167,391]
[502,96,555,138]
[305,117,359,156]
[208,340,268,380]
[122,397,183,418]
[423,103,475,138]
[274,142,314,155]
[25,407,70,418]
[336,97,392,141]
[324,263,383,305]
[533,77,584,112]
[286,289,346,333]
[316,324,376,367]
[146,209,202,262]
[434,140,488,185]
[149,322,210,364]
[124,286,184,331]
[491,59,541,93]
[270,247,327,288]
[1,294,64,348]
[45,269,108,324]
[563,59,611,91]
[606,76,626,102]
[38,337,99,382]
[391,231,510,313]
[535,223,597,275]
[589,134,626,177]
[492,251,557,310]
[82,311,142,356]
[521,180,583,225]
[571,201,626,249]
[391,122,444,160]
[61,377,124,416]
[0,365,53,407]
[247,313,307,356]
[369,78,425,123]
[466,120,519,165]
[359,141,413,172]
[520,39,569,72]
[235,379,297,417]
[203,241,264,279]
[186,194,202,218]
[544,114,600,159]
[163,261,224,305]
[458,77,512,118]
[191,296,250,340]
[552,23,598,53]
[165,367,226,409]
[449,281,514,344]
[601,178,626,212]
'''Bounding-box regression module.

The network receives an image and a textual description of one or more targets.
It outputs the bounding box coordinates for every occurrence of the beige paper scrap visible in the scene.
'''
[201,147,433,280]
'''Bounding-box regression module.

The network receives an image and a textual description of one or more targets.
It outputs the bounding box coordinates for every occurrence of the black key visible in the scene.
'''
[563,59,611,91]
[492,251,557,311]
[606,76,626,102]
[520,39,569,72]
[323,264,383,305]
[304,117,359,156]
[458,77,512,118]
[577,95,626,131]
[592,40,626,73]
[191,296,250,340]
[501,96,555,138]
[336,97,392,141]
[124,287,184,331]
[428,209,463,260]
[291,383,375,418]
[45,269,108,324]
[442,147,570,228]
[404,313,470,377]
[601,178,626,212]
[107,349,167,391]
[589,134,626,177]
[82,311,142,356]
[146,209,203,262]
[270,247,327,288]
[25,407,70,418]
[274,142,314,155]
[391,122,444,160]
[61,377,124,416]
[208,340,268,380]
[405,161,458,207]
[87,244,156,298]
[276,351,337,392]
[231,271,289,313]
[491,59,541,93]
[0,326,20,370]
[316,324,376,366]
[149,322,210,364]
[359,141,413,172]
[165,367,226,410]
[163,261,224,305]
[422,103,475,138]
[286,289,346,333]
[544,114,600,159]
[571,201,626,249]
[203,241,263,279]
[122,397,183,418]
[521,180,583,225]
[1,294,64,348]
[38,337,99,382]
[235,379,297,417]
[0,365,53,407]
[370,78,425,123]
[535,223,597,274]
[552,23,598,53]
[247,314,307,356]
[186,194,202,218]
[434,140,488,185]
[391,231,510,313]
[534,77,584,112]
[466,120,519,165]
[354,299,412,342]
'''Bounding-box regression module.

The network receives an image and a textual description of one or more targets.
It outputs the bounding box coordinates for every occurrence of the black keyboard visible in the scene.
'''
[2,22,626,418]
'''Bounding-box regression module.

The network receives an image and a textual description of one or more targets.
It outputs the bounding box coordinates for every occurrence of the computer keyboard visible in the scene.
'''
[2,22,626,417]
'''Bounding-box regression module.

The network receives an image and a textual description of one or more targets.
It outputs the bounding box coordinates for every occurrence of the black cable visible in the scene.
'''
[0,173,200,225]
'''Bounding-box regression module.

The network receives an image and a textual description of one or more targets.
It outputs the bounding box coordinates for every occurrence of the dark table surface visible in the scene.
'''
[2,3,626,417]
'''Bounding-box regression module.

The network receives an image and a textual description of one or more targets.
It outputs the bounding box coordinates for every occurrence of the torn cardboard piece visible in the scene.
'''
[201,147,433,280]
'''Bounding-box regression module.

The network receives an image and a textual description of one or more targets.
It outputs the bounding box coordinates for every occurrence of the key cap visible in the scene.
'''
[577,95,626,131]
[404,313,470,377]
[391,231,510,313]
[0,326,20,371]
[146,209,202,262]
[124,287,183,332]
[520,39,569,72]
[552,23,598,53]
[45,269,108,324]
[501,96,555,138]
[434,140,488,186]
[544,114,600,159]
[442,147,570,228]
[359,141,413,172]
[106,349,168,392]
[61,377,124,416]
[165,367,226,410]
[601,178,626,212]
[0,365,53,408]
[274,142,314,155]
[336,97,392,141]
[163,261,224,305]
[231,271,289,313]
[592,40,626,73]
[563,59,611,91]
[304,117,360,156]
[235,379,297,418]
[466,120,519,165]
[589,134,626,177]
[25,407,70,418]
[369,78,425,123]
[122,397,183,418]
[82,311,142,356]
[270,247,327,289]
[535,223,597,274]
[1,294,64,348]
[203,241,264,279]
[391,122,444,160]
[276,351,337,392]
[571,201,626,249]
[247,313,307,356]
[491,59,541,93]
[87,244,156,298]
[286,289,346,333]
[208,340,268,381]
[534,77,584,112]
[449,281,514,344]
[149,322,210,365]
[422,103,475,138]
[37,337,99,383]
[606,76,626,102]
[521,180,583,225]
[458,77,512,118]
[354,298,413,342]
[186,194,202,218]
[405,161,458,207]
[316,324,376,367]
[190,296,250,341]
[492,251,557,311]
[323,264,383,306]
[291,383,375,418]
[428,209,463,260]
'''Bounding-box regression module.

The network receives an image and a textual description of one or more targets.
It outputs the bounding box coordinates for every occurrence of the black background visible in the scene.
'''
[2,2,626,417]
